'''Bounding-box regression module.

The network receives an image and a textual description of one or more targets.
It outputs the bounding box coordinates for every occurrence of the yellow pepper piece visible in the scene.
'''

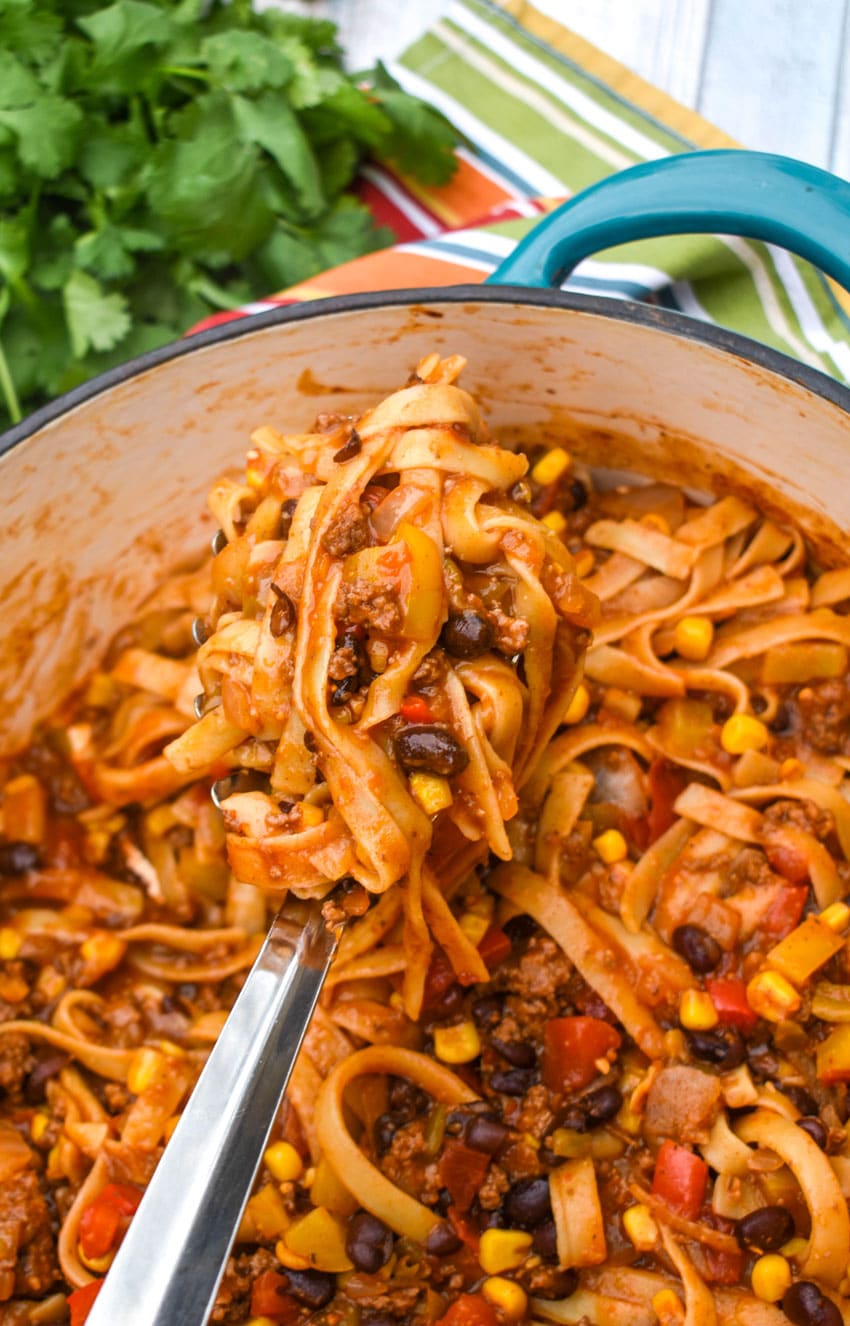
[458,912,490,946]
[750,1253,792,1303]
[767,915,846,987]
[574,549,595,578]
[409,772,453,814]
[821,902,850,933]
[244,1184,291,1240]
[673,615,715,661]
[679,989,718,1031]
[80,931,127,974]
[481,1278,528,1320]
[30,1112,49,1143]
[478,1228,533,1274]
[298,804,325,829]
[541,510,567,535]
[283,1206,353,1272]
[745,970,801,1023]
[309,1154,358,1217]
[564,683,590,725]
[816,1024,850,1085]
[531,447,571,485]
[593,829,628,864]
[721,714,769,755]
[127,1046,169,1096]
[395,521,444,642]
[264,1140,303,1184]
[622,1203,658,1251]
[433,1022,481,1065]
[0,928,21,960]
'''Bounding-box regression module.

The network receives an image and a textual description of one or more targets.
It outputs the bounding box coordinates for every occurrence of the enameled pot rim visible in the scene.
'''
[4,284,850,461]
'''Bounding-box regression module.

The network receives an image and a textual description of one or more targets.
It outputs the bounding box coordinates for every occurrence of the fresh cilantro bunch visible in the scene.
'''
[0,0,460,428]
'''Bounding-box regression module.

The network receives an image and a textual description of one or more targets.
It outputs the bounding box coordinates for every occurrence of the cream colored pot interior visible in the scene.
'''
[1,297,848,751]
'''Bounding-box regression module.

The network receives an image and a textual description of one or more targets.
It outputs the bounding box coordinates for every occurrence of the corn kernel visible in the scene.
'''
[389,993,405,1011]
[593,829,628,864]
[751,1253,792,1303]
[746,969,801,1023]
[821,902,850,932]
[78,1246,115,1274]
[247,1319,279,1326]
[721,713,769,755]
[781,1237,809,1261]
[780,757,805,781]
[651,1288,685,1325]
[574,549,595,578]
[298,803,325,829]
[541,510,567,535]
[481,1277,528,1320]
[531,447,571,486]
[433,1022,481,1065]
[409,772,453,814]
[640,512,671,535]
[264,1140,304,1184]
[0,928,21,960]
[127,1046,168,1096]
[478,1228,533,1274]
[564,683,590,725]
[80,931,127,973]
[673,615,715,662]
[679,989,718,1031]
[622,1203,659,1251]
[550,1127,592,1159]
[458,912,490,946]
[30,1112,49,1143]
[158,1039,186,1059]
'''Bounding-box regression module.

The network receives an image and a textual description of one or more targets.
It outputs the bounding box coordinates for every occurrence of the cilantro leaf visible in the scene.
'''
[0,96,83,178]
[63,269,132,358]
[76,0,173,64]
[368,61,460,185]
[231,92,325,219]
[0,217,29,284]
[202,31,293,91]
[76,223,163,281]
[0,53,41,110]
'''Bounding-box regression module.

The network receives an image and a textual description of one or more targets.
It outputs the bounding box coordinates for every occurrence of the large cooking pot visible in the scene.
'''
[2,149,850,751]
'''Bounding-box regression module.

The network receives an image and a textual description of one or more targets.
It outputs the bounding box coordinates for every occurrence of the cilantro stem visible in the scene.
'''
[160,65,210,82]
[0,339,22,426]
[188,276,243,311]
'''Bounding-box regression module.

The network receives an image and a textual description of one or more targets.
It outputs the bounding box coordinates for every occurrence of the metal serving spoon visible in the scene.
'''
[87,896,339,1326]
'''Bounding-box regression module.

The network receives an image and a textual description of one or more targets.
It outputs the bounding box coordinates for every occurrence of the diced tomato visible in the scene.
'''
[652,1140,708,1220]
[438,1139,491,1213]
[250,1269,301,1323]
[647,759,689,843]
[98,1183,143,1217]
[477,925,511,970]
[435,1293,499,1326]
[705,976,758,1032]
[423,948,457,1013]
[700,1243,744,1285]
[79,1200,122,1260]
[542,1016,621,1094]
[762,884,808,938]
[400,696,436,723]
[68,1280,103,1326]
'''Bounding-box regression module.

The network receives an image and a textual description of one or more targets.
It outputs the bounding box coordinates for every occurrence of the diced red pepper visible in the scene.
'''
[97,1183,143,1217]
[68,1280,103,1326]
[400,696,436,724]
[762,885,808,938]
[438,1139,491,1213]
[250,1269,301,1323]
[705,976,758,1032]
[652,1140,708,1220]
[542,1016,621,1094]
[647,758,689,843]
[423,948,457,1013]
[477,925,511,970]
[435,1293,499,1326]
[79,1200,122,1260]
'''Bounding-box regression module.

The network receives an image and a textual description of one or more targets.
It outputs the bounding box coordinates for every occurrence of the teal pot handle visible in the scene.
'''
[486,149,850,293]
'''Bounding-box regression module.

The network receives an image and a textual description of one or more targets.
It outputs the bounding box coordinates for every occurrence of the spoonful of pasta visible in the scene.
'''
[84,354,597,1325]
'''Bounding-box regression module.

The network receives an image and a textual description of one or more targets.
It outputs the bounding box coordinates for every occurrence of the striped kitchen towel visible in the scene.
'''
[195,0,850,386]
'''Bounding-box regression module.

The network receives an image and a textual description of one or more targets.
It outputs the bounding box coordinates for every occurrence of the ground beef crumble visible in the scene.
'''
[335,578,403,634]
[0,1169,58,1301]
[321,504,369,558]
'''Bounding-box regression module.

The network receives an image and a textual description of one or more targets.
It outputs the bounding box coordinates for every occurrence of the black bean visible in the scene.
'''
[466,1116,509,1154]
[211,528,227,554]
[346,1211,394,1272]
[782,1281,843,1326]
[532,1220,558,1260]
[782,1086,819,1116]
[529,1269,578,1301]
[363,1315,397,1326]
[491,1036,536,1069]
[736,1205,795,1252]
[284,1270,335,1309]
[333,429,363,463]
[389,1077,429,1121]
[0,842,41,875]
[769,701,794,736]
[672,924,722,974]
[569,478,588,510]
[581,1084,623,1126]
[374,1114,397,1154]
[505,1177,552,1230]
[686,1027,746,1070]
[394,725,470,778]
[428,984,465,1021]
[441,612,495,660]
[279,498,299,539]
[330,674,360,705]
[471,995,503,1028]
[750,693,768,715]
[502,913,537,943]
[24,1053,68,1105]
[191,616,210,647]
[797,1116,828,1150]
[269,584,295,637]
[424,1221,463,1256]
[490,1068,535,1096]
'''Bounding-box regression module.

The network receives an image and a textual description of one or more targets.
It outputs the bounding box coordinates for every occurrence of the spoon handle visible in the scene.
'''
[88,899,338,1326]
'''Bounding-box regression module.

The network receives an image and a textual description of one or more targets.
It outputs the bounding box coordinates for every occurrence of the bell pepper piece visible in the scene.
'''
[435,1294,499,1326]
[652,1140,708,1220]
[400,695,436,724]
[705,976,758,1032]
[250,1269,301,1323]
[817,1024,850,1084]
[543,1016,621,1094]
[79,1201,122,1261]
[767,914,845,986]
[477,926,511,970]
[68,1280,103,1326]
[438,1139,491,1213]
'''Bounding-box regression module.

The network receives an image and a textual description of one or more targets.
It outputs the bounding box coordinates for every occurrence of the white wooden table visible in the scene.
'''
[267,0,850,175]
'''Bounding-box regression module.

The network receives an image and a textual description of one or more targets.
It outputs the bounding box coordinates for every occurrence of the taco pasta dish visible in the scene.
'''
[2,354,850,1326]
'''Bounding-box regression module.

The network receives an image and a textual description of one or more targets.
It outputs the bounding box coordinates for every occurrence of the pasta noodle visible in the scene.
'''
[3,355,850,1326]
